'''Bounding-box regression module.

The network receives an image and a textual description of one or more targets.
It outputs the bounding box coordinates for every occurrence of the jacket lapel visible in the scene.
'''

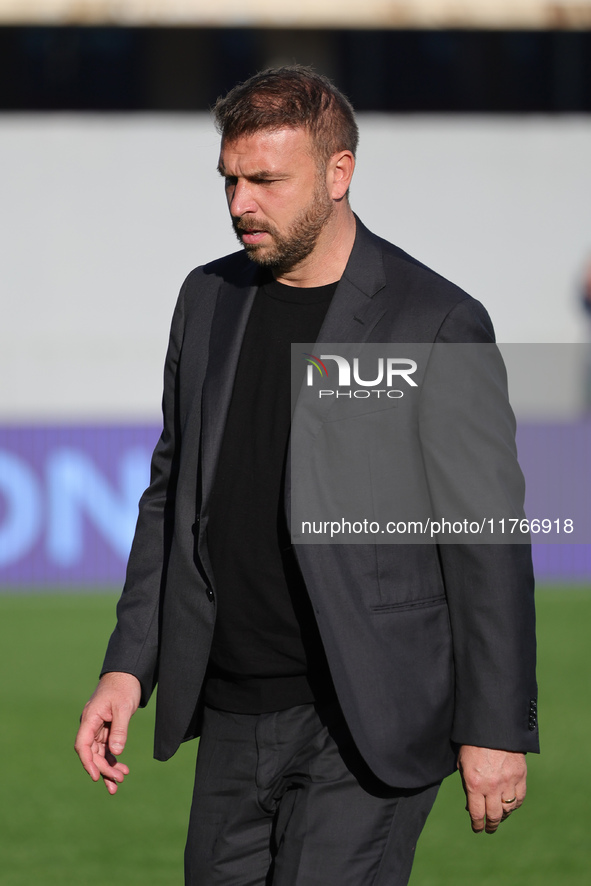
[294,219,389,429]
[316,217,387,343]
[200,266,259,514]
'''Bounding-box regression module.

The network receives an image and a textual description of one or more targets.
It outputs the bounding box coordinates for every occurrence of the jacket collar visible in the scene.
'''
[316,216,387,343]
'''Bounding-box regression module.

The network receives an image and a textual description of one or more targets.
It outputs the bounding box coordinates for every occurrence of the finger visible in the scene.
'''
[104,776,120,796]
[100,756,131,795]
[488,779,526,830]
[75,743,101,781]
[500,789,521,820]
[108,706,133,756]
[485,814,503,834]
[92,752,127,781]
[74,717,110,780]
[105,749,130,777]
[465,792,486,834]
[514,775,527,809]
[484,797,504,834]
[79,734,130,786]
[101,756,129,794]
[470,815,485,834]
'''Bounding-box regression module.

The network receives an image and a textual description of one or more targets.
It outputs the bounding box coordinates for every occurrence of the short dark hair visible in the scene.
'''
[212,65,359,165]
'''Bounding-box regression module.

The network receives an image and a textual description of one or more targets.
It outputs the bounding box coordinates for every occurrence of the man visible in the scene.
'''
[75,66,538,885]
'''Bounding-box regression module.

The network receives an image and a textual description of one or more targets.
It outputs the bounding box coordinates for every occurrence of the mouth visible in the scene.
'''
[233,218,271,247]
[240,230,268,246]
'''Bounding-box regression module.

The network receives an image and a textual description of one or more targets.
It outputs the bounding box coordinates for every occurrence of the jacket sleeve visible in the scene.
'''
[100,280,187,706]
[420,296,539,753]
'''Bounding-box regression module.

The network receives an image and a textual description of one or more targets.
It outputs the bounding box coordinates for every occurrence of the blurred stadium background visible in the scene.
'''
[1,1,590,884]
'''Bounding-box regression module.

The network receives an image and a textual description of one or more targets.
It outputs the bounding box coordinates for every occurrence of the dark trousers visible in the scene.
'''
[185,703,439,886]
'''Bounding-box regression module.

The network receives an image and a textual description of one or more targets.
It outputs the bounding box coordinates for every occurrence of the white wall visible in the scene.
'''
[2,113,591,420]
[2,0,591,27]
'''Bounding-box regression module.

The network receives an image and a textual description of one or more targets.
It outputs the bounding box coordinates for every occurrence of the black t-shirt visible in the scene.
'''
[204,276,337,713]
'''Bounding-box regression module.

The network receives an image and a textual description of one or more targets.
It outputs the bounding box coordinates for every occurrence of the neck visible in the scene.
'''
[274,207,356,288]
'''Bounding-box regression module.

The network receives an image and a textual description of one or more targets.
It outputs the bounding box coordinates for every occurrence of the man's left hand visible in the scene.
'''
[457,745,527,834]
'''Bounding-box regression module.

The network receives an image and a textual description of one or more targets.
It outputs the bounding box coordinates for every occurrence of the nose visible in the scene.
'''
[227,179,258,218]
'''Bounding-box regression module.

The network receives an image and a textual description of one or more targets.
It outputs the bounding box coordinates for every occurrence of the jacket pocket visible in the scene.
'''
[370,594,447,614]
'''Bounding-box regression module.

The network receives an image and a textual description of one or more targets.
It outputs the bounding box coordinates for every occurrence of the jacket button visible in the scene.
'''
[206,588,214,602]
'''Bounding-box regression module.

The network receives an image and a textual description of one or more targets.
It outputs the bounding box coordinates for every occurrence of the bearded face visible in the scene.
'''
[232,174,334,274]
[219,128,336,277]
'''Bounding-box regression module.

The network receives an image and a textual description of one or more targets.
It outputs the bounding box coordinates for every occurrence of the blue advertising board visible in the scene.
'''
[0,425,157,587]
[0,422,589,589]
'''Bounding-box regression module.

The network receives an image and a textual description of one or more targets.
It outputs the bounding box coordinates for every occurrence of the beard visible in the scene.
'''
[232,179,334,274]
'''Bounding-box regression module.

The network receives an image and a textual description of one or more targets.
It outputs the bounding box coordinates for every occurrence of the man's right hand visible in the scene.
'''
[74,672,142,795]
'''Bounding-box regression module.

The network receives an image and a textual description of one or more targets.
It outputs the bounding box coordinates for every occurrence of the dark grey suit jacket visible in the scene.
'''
[103,218,539,788]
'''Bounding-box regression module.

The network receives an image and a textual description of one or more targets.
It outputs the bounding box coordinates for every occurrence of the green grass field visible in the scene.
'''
[0,587,589,885]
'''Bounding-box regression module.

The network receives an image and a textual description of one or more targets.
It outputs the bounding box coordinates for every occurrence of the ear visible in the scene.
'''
[327,151,355,201]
